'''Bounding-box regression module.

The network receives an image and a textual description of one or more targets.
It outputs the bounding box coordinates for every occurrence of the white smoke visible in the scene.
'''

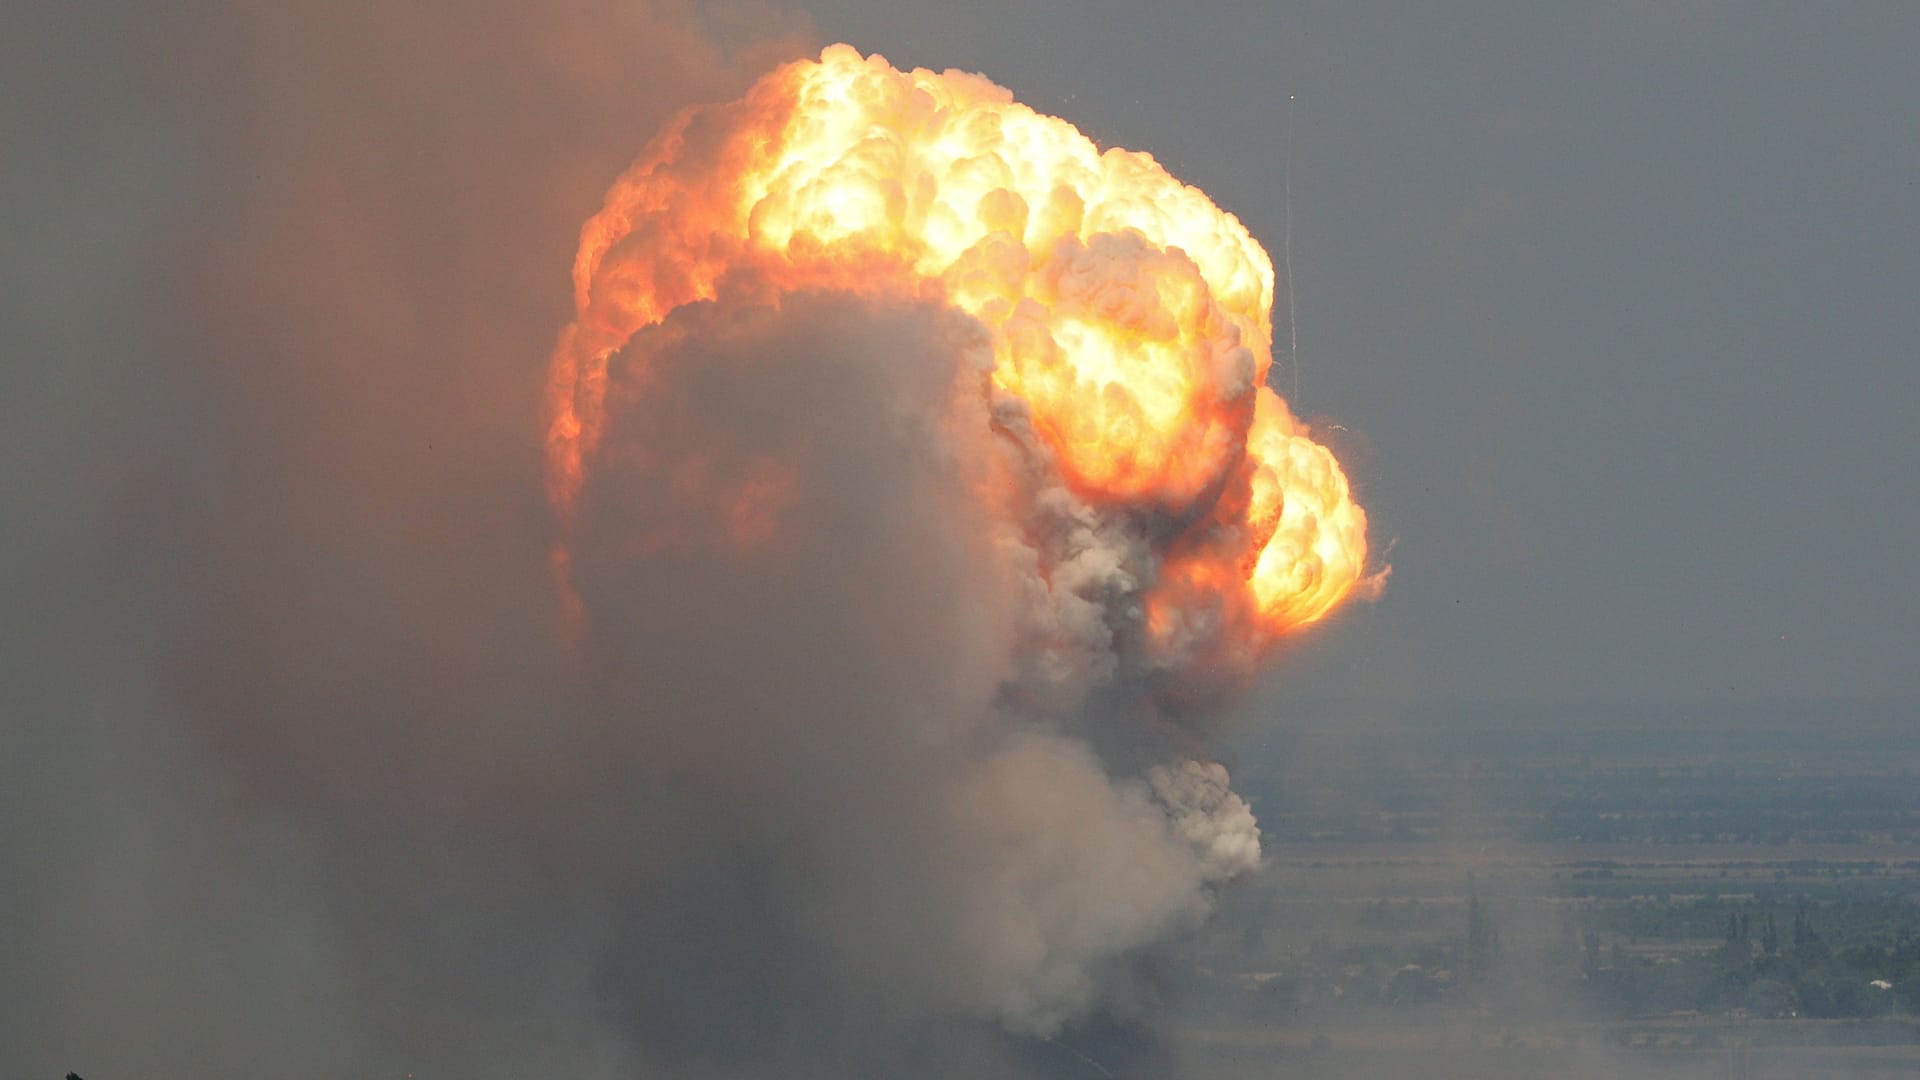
[1149,759,1264,882]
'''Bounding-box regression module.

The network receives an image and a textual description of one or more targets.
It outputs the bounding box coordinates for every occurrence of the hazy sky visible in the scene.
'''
[794,2,1920,708]
[11,3,1916,716]
[5,4,1918,1077]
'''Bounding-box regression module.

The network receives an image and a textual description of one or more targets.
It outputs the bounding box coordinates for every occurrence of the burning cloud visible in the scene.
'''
[550,45,1376,670]
[5,15,1380,1076]
[545,44,1382,1049]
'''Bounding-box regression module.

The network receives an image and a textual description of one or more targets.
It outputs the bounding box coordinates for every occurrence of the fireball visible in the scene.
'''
[548,45,1377,661]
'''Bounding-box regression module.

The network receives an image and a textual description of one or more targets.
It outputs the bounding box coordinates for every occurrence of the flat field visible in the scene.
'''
[1158,702,1920,1078]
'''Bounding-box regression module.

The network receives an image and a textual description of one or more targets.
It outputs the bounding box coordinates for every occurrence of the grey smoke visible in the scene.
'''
[4,3,1262,1077]
[572,287,1261,1043]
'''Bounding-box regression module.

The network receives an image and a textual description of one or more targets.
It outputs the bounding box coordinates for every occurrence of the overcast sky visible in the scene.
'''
[793,2,1920,709]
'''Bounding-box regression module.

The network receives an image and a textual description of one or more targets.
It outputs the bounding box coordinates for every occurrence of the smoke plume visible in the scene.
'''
[4,9,1371,1079]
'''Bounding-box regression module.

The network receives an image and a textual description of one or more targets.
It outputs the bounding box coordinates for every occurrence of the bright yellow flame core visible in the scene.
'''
[549,45,1374,648]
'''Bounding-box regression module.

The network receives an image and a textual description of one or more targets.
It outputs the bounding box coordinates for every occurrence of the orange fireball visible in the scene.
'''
[548,45,1377,653]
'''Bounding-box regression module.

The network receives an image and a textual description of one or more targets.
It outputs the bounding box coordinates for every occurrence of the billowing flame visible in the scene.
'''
[548,45,1378,659]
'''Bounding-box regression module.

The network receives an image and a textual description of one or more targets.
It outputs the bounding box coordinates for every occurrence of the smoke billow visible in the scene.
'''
[570,290,1261,1046]
[4,6,1355,1079]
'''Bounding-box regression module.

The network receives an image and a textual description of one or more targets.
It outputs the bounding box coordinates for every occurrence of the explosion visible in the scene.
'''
[20,6,1400,1074]
[537,44,1384,1045]
[548,44,1376,667]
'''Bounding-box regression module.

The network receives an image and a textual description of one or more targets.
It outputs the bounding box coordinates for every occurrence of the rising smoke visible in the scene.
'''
[3,5,1367,1079]
[569,290,1264,1044]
